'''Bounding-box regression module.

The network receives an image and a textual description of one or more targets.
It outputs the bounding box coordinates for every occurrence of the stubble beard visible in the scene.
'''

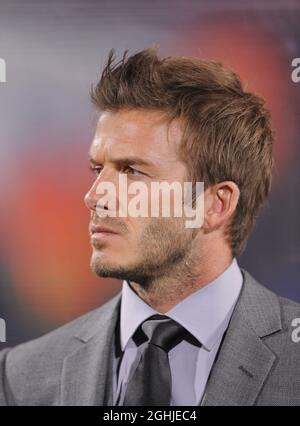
[90,217,197,291]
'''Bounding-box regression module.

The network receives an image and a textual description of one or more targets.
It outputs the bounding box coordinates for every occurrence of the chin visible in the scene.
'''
[90,253,123,278]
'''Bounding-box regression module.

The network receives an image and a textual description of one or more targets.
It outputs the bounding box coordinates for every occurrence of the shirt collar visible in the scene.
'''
[120,257,243,351]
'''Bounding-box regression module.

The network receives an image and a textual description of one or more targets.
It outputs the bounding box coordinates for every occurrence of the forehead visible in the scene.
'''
[89,109,184,162]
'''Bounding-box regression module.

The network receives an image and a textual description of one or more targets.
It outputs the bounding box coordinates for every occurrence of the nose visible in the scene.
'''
[84,180,98,212]
[84,169,117,213]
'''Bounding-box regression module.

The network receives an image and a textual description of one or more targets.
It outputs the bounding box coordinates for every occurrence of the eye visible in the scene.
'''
[90,165,103,176]
[123,166,145,176]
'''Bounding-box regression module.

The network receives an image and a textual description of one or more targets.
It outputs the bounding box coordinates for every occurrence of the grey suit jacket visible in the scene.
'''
[0,268,299,406]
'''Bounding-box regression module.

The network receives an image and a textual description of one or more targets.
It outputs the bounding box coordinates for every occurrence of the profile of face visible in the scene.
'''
[84,109,199,288]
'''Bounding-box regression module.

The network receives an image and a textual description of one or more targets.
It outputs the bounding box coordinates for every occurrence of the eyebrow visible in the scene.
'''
[88,153,155,169]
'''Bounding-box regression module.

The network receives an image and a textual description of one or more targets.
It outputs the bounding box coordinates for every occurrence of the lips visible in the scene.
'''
[90,224,119,235]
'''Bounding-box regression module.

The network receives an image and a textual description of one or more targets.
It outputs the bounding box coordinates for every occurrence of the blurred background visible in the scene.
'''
[0,0,299,347]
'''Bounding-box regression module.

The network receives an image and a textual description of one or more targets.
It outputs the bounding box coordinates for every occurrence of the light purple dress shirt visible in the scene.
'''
[113,257,243,406]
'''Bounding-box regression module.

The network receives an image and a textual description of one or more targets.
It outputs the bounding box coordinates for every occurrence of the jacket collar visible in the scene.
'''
[61,293,121,406]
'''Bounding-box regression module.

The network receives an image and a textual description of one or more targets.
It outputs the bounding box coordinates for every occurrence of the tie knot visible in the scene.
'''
[133,314,200,353]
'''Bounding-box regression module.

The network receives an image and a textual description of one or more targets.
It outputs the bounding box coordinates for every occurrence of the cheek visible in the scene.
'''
[126,217,147,238]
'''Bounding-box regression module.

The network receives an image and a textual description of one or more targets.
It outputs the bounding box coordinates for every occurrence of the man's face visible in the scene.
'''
[84,109,198,288]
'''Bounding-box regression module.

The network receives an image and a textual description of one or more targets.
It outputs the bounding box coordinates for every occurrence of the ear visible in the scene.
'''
[203,181,240,232]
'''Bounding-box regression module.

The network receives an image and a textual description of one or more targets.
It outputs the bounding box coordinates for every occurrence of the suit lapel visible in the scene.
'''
[201,310,276,405]
[61,293,121,406]
[201,269,281,406]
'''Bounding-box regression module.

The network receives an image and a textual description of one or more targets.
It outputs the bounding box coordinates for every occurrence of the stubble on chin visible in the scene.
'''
[89,220,195,291]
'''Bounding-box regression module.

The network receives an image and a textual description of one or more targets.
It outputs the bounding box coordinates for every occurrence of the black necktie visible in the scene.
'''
[122,314,201,406]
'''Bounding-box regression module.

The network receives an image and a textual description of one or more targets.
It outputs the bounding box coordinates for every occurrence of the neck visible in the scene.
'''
[129,250,233,313]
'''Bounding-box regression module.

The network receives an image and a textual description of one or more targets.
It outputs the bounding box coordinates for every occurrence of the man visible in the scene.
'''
[0,48,299,406]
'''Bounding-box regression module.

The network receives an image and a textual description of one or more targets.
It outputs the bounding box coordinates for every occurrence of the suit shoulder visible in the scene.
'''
[5,293,121,380]
[261,290,300,357]
[241,268,300,314]
[278,294,300,311]
[277,295,300,333]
